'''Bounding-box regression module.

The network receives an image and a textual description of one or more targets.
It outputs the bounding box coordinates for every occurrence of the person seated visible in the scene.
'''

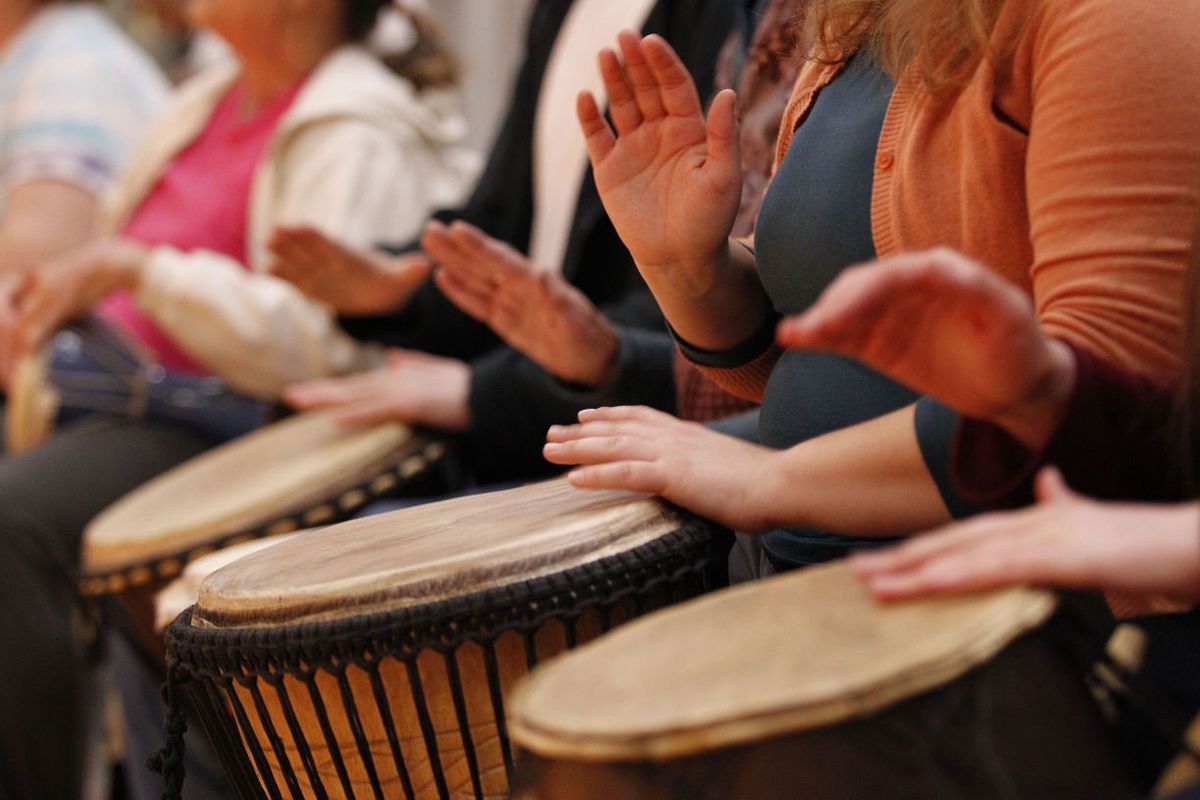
[265,0,737,489]
[0,2,476,797]
[269,0,808,430]
[787,243,1200,799]
[0,0,167,274]
[543,0,1200,581]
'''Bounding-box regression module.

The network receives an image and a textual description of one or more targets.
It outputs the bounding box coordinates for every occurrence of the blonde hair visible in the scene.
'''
[802,0,1006,89]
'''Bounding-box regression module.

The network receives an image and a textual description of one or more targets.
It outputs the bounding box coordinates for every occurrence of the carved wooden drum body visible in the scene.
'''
[510,562,1141,800]
[163,479,721,799]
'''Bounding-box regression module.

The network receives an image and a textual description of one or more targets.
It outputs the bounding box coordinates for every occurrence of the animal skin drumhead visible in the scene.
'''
[154,533,305,632]
[508,561,1057,761]
[193,478,690,629]
[83,412,413,575]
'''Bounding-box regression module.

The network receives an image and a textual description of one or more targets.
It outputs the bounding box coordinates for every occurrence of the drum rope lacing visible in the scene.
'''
[153,520,720,800]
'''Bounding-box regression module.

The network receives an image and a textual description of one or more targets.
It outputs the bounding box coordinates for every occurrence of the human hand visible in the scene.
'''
[852,468,1200,603]
[284,349,471,431]
[578,30,742,295]
[422,220,619,386]
[543,405,784,533]
[0,237,146,383]
[268,226,433,316]
[777,249,1076,449]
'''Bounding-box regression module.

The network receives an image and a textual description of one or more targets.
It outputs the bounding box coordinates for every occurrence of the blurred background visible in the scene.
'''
[108,0,535,149]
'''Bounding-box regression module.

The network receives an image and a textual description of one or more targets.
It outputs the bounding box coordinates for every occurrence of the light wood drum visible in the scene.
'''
[161,478,721,800]
[510,562,1141,800]
[83,410,445,656]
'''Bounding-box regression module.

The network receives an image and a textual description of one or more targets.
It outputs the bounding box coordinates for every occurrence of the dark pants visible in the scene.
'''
[0,413,212,800]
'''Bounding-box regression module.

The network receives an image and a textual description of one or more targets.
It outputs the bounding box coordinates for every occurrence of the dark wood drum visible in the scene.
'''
[161,478,722,799]
[510,561,1142,800]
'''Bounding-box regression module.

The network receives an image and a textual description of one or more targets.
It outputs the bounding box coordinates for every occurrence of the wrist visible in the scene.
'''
[993,338,1077,450]
[568,322,620,388]
[102,239,148,292]
[747,449,800,534]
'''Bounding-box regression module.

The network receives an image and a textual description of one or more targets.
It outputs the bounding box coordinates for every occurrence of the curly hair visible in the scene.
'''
[801,0,1006,89]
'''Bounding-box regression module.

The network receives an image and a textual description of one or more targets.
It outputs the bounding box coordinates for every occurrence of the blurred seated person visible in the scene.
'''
[0,1,476,797]
[0,0,167,274]
[267,0,736,488]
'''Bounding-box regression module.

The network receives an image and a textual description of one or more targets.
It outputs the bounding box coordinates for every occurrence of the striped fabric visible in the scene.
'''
[0,4,166,208]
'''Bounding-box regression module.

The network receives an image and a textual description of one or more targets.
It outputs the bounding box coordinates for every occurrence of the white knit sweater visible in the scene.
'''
[100,45,479,399]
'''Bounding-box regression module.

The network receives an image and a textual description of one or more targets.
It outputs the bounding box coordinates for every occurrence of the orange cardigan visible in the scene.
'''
[703,0,1200,400]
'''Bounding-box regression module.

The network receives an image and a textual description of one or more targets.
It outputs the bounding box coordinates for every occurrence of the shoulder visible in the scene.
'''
[283,46,468,147]
[15,5,165,91]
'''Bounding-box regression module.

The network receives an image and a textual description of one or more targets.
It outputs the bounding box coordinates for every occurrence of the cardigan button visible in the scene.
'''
[876,151,896,171]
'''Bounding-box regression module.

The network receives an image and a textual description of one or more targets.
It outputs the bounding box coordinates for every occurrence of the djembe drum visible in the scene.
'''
[510,561,1141,800]
[82,410,446,657]
[161,478,721,800]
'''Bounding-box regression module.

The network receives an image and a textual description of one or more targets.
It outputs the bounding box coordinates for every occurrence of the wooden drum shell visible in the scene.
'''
[515,630,1140,800]
[164,509,718,800]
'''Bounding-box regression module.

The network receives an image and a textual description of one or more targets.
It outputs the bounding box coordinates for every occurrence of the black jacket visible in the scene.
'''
[343,0,735,483]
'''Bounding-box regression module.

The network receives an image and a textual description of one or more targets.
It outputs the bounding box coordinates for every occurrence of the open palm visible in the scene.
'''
[580,31,742,286]
[778,249,1075,445]
[422,220,618,387]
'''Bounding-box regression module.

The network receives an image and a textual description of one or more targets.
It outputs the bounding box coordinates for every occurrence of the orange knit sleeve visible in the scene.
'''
[1023,0,1200,380]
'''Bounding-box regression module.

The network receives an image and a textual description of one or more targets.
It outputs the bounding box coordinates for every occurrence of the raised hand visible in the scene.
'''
[422,220,619,387]
[777,249,1076,448]
[852,468,1200,602]
[269,226,432,316]
[284,349,471,431]
[543,405,784,533]
[579,30,742,294]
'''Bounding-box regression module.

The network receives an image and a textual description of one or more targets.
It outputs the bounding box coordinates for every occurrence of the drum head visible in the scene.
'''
[154,533,304,633]
[193,478,690,629]
[83,412,422,579]
[508,561,1057,761]
[6,352,57,454]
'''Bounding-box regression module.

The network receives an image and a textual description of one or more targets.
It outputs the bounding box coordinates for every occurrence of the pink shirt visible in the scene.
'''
[98,80,300,372]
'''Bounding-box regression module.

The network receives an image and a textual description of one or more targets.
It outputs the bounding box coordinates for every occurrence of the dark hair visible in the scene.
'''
[343,0,390,41]
[342,2,458,90]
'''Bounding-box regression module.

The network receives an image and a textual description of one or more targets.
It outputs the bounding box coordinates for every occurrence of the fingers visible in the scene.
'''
[284,374,377,410]
[577,91,616,162]
[433,267,492,322]
[329,399,407,427]
[566,461,668,495]
[1034,466,1074,504]
[617,28,665,121]
[705,89,740,175]
[543,432,659,466]
[598,46,643,135]
[776,262,905,352]
[578,405,673,425]
[641,34,702,118]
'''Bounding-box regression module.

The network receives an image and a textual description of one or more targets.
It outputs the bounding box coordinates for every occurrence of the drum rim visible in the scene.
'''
[79,434,448,597]
[163,519,717,679]
[504,563,1059,762]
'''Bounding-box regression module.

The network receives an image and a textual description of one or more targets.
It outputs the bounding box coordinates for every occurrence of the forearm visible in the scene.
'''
[643,240,773,352]
[0,182,99,273]
[758,406,952,536]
